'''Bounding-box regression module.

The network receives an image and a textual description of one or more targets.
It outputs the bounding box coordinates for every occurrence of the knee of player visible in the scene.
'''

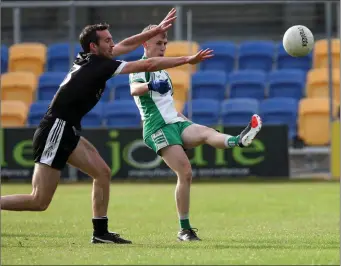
[178,165,193,182]
[98,165,112,181]
[33,198,51,211]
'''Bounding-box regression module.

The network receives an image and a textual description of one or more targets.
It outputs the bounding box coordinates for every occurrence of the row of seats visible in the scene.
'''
[1,39,339,75]
[1,68,339,108]
[1,97,338,146]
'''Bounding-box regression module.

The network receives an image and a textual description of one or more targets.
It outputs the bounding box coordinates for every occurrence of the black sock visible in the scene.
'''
[92,217,109,236]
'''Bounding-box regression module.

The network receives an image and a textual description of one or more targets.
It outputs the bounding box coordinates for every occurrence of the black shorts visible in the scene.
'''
[33,118,80,170]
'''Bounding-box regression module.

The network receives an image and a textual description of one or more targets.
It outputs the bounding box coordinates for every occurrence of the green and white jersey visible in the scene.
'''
[129,56,185,139]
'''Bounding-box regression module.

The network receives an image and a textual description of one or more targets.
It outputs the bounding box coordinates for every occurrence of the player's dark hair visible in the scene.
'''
[79,23,110,53]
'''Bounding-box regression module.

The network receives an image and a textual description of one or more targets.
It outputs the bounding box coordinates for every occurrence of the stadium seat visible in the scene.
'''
[165,41,199,72]
[9,42,47,76]
[117,45,144,61]
[306,68,340,102]
[221,98,259,126]
[199,41,236,74]
[47,43,82,72]
[82,102,104,128]
[298,98,338,145]
[166,69,190,103]
[238,41,275,72]
[1,71,38,106]
[313,39,340,69]
[104,100,141,128]
[174,100,185,113]
[1,100,29,127]
[268,69,306,100]
[1,44,8,73]
[191,70,227,100]
[228,70,266,100]
[183,99,220,126]
[37,72,66,101]
[277,42,312,72]
[111,74,131,100]
[259,97,298,139]
[27,101,50,126]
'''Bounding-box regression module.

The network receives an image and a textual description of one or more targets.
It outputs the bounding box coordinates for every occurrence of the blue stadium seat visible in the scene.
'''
[47,43,82,72]
[82,102,104,128]
[268,69,306,100]
[28,101,50,126]
[199,41,236,74]
[192,70,227,100]
[38,72,66,101]
[259,97,298,139]
[221,98,259,126]
[111,74,131,100]
[183,99,220,126]
[1,44,8,73]
[277,42,312,72]
[104,100,141,128]
[228,70,266,100]
[238,41,275,72]
[117,46,144,61]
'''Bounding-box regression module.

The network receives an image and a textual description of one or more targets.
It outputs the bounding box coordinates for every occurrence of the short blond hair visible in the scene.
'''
[142,24,167,38]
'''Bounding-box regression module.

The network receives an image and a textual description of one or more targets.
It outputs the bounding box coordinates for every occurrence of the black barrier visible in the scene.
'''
[0,125,289,180]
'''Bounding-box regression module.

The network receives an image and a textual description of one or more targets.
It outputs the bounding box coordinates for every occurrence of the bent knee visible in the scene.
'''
[31,194,51,211]
[94,164,112,182]
[177,164,193,183]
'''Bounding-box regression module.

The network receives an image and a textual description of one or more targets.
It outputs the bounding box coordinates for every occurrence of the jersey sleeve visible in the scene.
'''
[97,57,127,79]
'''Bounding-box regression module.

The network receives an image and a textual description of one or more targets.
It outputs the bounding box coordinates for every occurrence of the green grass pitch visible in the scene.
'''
[1,182,339,265]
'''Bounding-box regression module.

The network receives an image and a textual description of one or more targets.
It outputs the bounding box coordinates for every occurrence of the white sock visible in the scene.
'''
[179,213,189,220]
[93,216,107,219]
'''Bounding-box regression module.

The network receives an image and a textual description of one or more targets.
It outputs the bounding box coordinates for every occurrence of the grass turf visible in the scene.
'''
[1,182,339,265]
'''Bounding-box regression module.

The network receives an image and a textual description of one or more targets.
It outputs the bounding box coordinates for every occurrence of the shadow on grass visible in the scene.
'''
[2,233,339,250]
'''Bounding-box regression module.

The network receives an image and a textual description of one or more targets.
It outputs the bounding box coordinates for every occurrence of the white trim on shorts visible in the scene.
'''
[40,118,66,166]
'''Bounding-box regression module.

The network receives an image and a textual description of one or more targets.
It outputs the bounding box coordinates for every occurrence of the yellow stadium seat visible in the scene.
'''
[298,98,338,145]
[165,41,199,73]
[1,71,38,106]
[9,42,47,76]
[306,68,340,102]
[166,69,190,102]
[313,39,340,69]
[174,100,185,113]
[1,100,28,127]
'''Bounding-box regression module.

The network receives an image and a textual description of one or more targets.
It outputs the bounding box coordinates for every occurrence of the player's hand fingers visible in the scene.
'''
[162,24,173,31]
[202,54,214,59]
[163,16,177,25]
[164,8,176,20]
[203,49,214,56]
[202,48,211,54]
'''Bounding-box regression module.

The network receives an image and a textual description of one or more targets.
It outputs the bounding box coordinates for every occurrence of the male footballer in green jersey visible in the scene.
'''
[129,25,262,242]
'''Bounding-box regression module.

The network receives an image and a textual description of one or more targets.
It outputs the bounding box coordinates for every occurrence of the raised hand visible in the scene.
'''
[187,49,214,65]
[156,8,177,33]
[148,79,171,94]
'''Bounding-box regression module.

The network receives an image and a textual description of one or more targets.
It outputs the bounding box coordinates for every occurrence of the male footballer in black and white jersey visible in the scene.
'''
[0,8,214,244]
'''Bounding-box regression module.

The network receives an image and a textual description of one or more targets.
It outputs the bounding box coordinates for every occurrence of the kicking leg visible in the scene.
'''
[1,163,60,211]
[67,137,131,244]
[160,145,201,241]
[182,114,262,149]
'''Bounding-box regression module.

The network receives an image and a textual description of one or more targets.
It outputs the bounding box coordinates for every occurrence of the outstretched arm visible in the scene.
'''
[120,48,214,74]
[112,8,177,57]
